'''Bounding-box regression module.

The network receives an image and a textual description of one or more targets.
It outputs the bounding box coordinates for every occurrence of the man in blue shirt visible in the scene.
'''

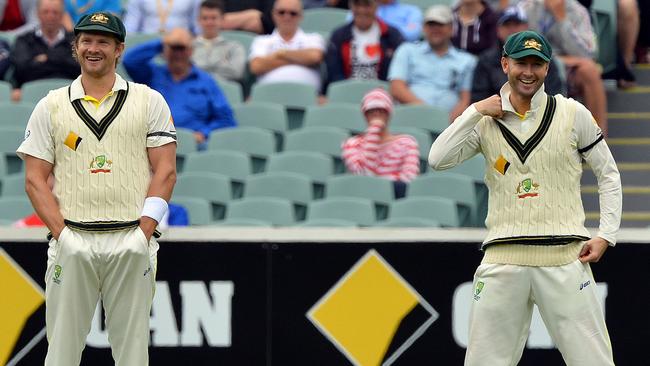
[123,27,236,147]
[376,0,422,42]
[388,4,476,121]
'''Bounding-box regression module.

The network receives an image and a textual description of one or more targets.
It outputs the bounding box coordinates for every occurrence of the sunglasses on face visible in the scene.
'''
[167,44,188,51]
[275,9,300,17]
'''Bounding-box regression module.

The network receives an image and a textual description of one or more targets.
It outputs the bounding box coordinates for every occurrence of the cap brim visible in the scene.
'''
[74,25,124,41]
[424,16,451,24]
[507,49,550,62]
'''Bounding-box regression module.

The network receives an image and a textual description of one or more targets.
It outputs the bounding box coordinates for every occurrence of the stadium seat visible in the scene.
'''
[216,78,244,106]
[220,30,256,52]
[0,80,11,101]
[326,79,389,104]
[249,82,318,129]
[183,150,252,198]
[1,173,26,198]
[390,125,433,173]
[233,102,288,149]
[392,105,449,139]
[375,217,441,227]
[125,32,158,50]
[408,173,478,227]
[402,0,454,12]
[284,126,350,173]
[21,79,72,103]
[303,103,367,134]
[170,196,212,225]
[386,196,459,227]
[0,127,26,174]
[307,197,376,226]
[175,128,198,172]
[447,154,488,226]
[174,172,232,220]
[0,102,35,129]
[243,171,314,220]
[0,196,33,221]
[266,151,335,198]
[325,174,394,220]
[207,126,276,173]
[215,217,273,227]
[225,197,295,226]
[298,218,359,227]
[302,8,348,35]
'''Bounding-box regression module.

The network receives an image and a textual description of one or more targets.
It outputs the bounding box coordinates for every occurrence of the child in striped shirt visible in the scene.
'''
[341,88,420,198]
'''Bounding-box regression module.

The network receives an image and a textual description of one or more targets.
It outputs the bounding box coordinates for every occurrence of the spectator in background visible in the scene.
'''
[376,0,422,42]
[64,0,121,24]
[471,6,565,102]
[0,38,9,79]
[615,0,639,88]
[389,4,476,121]
[193,0,246,82]
[518,0,608,135]
[342,88,419,198]
[451,0,497,55]
[221,0,275,34]
[123,27,236,147]
[9,0,79,101]
[0,0,38,35]
[326,0,403,86]
[249,0,325,91]
[124,0,200,34]
[303,0,348,9]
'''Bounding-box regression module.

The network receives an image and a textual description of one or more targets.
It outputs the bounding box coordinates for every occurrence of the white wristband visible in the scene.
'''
[141,196,168,224]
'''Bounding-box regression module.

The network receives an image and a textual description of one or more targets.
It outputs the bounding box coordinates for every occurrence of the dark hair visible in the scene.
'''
[350,0,376,6]
[200,0,225,13]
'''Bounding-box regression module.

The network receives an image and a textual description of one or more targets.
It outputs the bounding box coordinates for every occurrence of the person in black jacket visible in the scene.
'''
[325,0,403,89]
[471,6,565,103]
[0,38,9,80]
[9,0,79,101]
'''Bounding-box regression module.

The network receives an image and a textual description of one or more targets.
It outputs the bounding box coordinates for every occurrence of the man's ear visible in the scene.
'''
[500,56,509,74]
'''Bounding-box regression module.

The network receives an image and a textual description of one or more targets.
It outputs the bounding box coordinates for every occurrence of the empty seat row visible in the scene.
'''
[171,195,456,228]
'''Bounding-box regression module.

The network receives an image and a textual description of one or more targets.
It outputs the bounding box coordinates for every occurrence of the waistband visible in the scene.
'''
[47,219,161,240]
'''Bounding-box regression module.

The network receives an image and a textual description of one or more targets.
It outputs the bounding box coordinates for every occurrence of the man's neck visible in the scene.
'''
[279,29,297,42]
[509,93,532,116]
[41,27,61,43]
[430,43,450,56]
[81,72,116,101]
[170,65,191,81]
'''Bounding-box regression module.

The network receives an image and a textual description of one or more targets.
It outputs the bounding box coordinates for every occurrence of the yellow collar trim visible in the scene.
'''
[82,90,115,108]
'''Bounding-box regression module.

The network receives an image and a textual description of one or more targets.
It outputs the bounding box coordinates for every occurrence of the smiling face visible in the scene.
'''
[501,55,549,99]
[74,32,123,77]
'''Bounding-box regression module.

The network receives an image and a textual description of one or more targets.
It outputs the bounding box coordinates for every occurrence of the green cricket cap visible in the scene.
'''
[74,12,126,42]
[502,30,552,62]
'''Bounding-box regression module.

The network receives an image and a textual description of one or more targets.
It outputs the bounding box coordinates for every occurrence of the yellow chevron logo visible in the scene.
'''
[0,249,45,365]
[307,250,438,366]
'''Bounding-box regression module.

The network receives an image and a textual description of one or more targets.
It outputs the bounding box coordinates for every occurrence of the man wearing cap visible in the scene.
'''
[471,5,565,102]
[388,4,476,121]
[17,11,177,366]
[430,30,621,365]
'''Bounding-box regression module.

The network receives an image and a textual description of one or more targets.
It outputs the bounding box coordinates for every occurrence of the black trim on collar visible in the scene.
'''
[494,94,557,164]
[69,83,130,141]
[578,134,604,154]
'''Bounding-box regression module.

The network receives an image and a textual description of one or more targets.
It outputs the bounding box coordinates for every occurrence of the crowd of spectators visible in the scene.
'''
[0,0,646,178]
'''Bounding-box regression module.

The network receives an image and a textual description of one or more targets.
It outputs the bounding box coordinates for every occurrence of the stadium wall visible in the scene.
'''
[1,228,649,365]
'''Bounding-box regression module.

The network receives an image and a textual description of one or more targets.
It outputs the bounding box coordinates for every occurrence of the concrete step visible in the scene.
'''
[584,213,650,228]
[633,64,650,85]
[607,113,650,138]
[581,163,650,186]
[582,187,650,211]
[606,138,650,163]
[607,88,650,112]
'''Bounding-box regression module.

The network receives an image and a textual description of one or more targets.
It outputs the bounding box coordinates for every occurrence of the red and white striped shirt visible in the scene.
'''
[342,121,420,182]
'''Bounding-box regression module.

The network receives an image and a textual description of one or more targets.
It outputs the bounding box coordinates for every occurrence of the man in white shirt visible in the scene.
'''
[429,30,621,365]
[249,0,325,90]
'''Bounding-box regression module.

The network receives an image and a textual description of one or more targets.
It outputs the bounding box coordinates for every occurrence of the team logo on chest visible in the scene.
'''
[516,178,539,199]
[89,155,112,174]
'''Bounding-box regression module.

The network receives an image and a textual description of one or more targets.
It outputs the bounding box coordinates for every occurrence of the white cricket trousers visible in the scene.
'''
[44,226,158,366]
[464,260,614,366]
